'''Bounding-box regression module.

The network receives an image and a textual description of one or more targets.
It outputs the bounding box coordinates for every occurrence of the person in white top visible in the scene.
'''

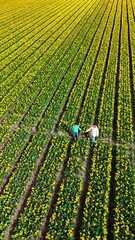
[85,124,99,146]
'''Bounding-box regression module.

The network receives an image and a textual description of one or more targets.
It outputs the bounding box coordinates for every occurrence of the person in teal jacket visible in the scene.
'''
[72,123,82,139]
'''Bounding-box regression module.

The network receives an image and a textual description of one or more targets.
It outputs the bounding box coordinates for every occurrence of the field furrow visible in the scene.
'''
[0,0,105,179]
[0,0,134,239]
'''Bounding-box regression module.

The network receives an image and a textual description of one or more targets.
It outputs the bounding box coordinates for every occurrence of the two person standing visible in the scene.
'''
[72,122,99,145]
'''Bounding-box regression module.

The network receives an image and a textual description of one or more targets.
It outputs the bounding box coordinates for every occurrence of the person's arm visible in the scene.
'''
[96,128,99,137]
[85,127,91,133]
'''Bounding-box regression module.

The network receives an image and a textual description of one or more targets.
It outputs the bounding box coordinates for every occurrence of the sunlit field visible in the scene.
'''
[0,0,135,239]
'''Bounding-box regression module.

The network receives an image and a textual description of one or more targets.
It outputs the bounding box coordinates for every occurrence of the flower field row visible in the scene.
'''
[58,0,115,131]
[11,137,88,239]
[0,0,89,97]
[44,144,87,239]
[116,0,133,144]
[80,143,112,239]
[126,0,135,115]
[0,0,106,176]
[0,131,50,238]
[114,145,135,239]
[0,0,65,47]
[0,0,98,142]
[1,0,135,239]
[79,0,117,129]
[11,135,69,240]
[79,0,122,238]
[96,0,121,140]
[0,0,99,140]
[113,1,135,238]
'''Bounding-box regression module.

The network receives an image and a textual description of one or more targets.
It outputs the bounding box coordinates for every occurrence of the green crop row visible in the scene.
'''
[97,0,121,139]
[0,0,85,74]
[0,132,49,238]
[80,143,112,239]
[0,0,100,177]
[114,145,135,239]
[45,147,87,239]
[0,0,97,139]
[0,0,64,47]
[113,1,135,238]
[1,0,135,239]
[116,0,133,144]
[0,0,88,97]
[11,135,69,240]
[0,0,97,142]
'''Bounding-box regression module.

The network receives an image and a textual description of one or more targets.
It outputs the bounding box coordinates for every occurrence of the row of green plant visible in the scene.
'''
[0,0,88,98]
[96,0,121,140]
[0,0,96,142]
[45,142,88,239]
[79,0,115,128]
[0,131,50,238]
[80,0,122,238]
[12,135,69,240]
[0,0,97,142]
[113,1,135,238]
[114,145,135,239]
[0,1,113,238]
[0,0,65,48]
[38,3,116,238]
[58,0,113,132]
[80,143,112,240]
[0,0,103,178]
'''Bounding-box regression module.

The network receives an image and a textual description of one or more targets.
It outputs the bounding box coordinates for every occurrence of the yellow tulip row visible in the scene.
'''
[59,0,115,132]
[46,159,84,238]
[113,0,135,238]
[0,0,89,112]
[1,0,135,239]
[1,0,113,237]
[0,0,96,143]
[0,0,65,49]
[79,0,118,128]
[1,5,102,233]
[1,2,103,234]
[97,0,121,139]
[12,135,69,239]
[80,143,112,239]
[114,145,135,239]
[116,0,134,144]
[79,0,121,236]
[1,131,49,239]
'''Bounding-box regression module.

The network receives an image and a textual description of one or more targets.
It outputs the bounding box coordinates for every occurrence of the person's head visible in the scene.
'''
[74,122,77,125]
[93,124,97,128]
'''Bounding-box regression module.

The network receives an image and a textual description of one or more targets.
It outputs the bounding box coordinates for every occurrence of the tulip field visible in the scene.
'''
[0,0,135,239]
